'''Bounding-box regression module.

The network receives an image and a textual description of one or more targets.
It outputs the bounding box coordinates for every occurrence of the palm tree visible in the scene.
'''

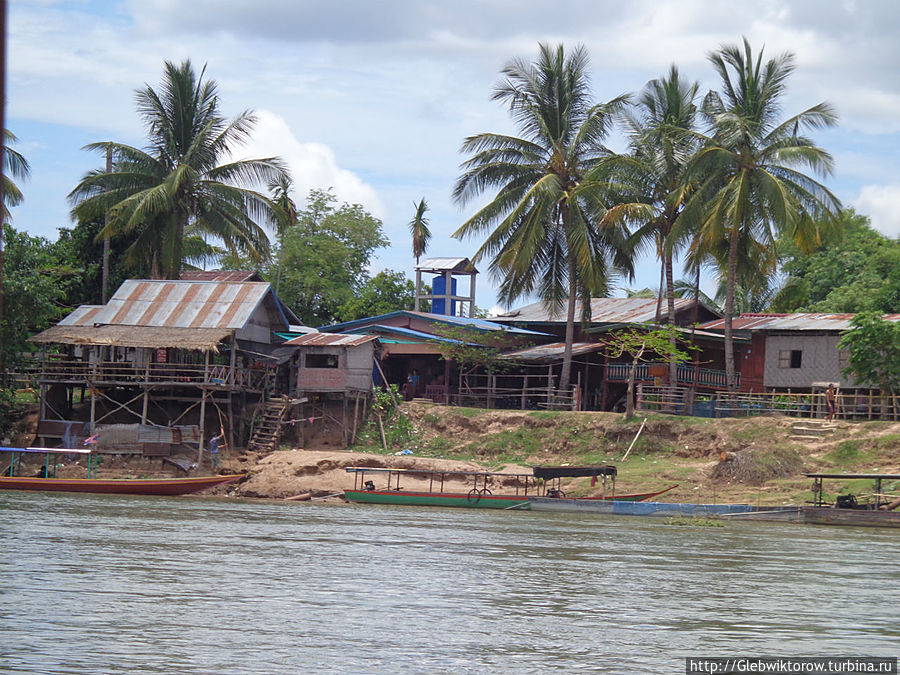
[453,43,631,394]
[409,198,431,264]
[69,60,287,279]
[682,38,841,389]
[2,130,30,223]
[269,175,298,296]
[600,66,700,385]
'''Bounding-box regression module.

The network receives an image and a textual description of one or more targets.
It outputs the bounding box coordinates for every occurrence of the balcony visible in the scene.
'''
[605,362,739,389]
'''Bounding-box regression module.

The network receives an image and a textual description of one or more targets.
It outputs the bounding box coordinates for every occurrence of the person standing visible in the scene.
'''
[825,383,836,422]
[208,430,225,472]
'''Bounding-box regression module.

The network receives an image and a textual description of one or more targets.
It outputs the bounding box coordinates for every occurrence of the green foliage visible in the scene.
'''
[774,210,900,313]
[431,324,526,375]
[69,59,285,279]
[838,313,900,394]
[666,517,725,527]
[275,189,388,326]
[1,224,77,370]
[336,270,415,322]
[368,385,415,448]
[452,43,632,392]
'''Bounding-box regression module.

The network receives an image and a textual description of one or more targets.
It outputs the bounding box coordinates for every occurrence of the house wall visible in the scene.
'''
[763,334,853,389]
[296,344,374,393]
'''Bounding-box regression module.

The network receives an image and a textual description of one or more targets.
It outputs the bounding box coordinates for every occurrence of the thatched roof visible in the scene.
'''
[30,325,233,351]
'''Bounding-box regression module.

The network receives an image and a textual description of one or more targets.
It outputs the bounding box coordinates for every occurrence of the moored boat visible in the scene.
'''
[528,496,753,517]
[0,474,243,496]
[1,446,242,496]
[343,464,673,510]
[797,472,900,529]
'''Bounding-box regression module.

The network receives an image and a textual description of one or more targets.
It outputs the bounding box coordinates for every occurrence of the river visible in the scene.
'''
[1,492,898,674]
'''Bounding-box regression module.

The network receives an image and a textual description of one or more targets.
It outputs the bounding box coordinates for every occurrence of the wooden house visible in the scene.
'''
[29,278,303,456]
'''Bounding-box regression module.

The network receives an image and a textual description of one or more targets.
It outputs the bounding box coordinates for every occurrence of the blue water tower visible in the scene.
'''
[414,257,478,317]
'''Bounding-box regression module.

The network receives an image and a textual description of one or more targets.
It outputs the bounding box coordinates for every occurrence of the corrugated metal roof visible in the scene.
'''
[415,257,478,274]
[284,333,378,347]
[698,313,789,331]
[493,297,705,324]
[60,280,275,330]
[699,313,900,332]
[180,270,263,282]
[500,342,606,362]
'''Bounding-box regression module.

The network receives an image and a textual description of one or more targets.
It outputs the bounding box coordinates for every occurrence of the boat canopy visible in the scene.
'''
[532,465,617,480]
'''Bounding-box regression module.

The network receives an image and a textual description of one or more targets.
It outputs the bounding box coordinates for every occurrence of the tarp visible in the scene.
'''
[532,465,618,480]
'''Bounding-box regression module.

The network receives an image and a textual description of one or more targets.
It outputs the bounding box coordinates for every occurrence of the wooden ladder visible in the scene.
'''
[248,396,291,453]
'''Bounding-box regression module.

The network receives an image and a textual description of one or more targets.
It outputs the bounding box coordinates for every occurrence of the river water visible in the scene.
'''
[1,492,898,674]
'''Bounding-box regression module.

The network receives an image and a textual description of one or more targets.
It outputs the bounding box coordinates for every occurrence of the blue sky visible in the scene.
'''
[7,0,900,313]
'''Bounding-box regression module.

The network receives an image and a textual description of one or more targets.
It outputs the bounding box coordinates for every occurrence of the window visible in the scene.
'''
[305,354,339,369]
[778,349,802,369]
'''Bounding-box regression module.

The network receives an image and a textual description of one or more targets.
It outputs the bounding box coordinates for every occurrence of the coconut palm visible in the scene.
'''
[269,175,298,296]
[599,66,700,384]
[681,38,841,389]
[2,130,31,224]
[452,43,631,394]
[409,198,431,264]
[69,60,287,279]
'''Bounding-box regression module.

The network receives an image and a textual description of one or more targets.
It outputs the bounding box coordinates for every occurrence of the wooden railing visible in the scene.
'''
[637,385,900,421]
[26,357,270,390]
[456,373,577,410]
[606,362,738,389]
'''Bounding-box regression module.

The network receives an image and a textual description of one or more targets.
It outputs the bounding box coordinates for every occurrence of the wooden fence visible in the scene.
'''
[636,384,899,421]
[456,373,578,410]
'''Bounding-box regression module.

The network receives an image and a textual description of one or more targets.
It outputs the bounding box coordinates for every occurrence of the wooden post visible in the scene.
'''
[197,350,210,465]
[521,374,527,410]
[341,394,348,447]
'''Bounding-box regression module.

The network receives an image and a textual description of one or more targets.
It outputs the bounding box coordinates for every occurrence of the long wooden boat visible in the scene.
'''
[1,446,242,496]
[343,465,672,510]
[798,473,900,529]
[528,496,752,516]
[0,474,243,496]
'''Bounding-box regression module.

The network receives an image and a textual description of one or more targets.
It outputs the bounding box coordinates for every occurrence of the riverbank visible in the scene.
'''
[7,402,900,504]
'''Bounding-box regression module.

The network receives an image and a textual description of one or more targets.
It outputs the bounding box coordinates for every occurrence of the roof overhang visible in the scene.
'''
[30,325,234,351]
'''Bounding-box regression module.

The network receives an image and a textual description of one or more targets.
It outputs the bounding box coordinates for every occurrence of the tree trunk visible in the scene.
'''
[665,251,678,387]
[626,353,639,418]
[724,229,740,391]
[558,256,577,395]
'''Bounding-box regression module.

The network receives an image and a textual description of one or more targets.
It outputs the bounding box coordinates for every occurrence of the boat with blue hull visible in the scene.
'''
[528,496,755,517]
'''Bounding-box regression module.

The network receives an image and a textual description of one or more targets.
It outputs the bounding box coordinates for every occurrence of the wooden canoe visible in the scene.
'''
[0,474,243,496]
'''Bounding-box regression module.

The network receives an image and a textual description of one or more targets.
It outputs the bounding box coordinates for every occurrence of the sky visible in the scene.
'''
[7,0,900,314]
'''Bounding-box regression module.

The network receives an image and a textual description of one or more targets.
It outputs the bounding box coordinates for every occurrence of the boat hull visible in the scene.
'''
[528,497,754,517]
[0,474,243,496]
[344,489,530,510]
[800,506,900,528]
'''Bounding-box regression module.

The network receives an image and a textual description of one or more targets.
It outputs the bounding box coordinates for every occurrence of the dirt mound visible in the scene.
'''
[710,447,805,486]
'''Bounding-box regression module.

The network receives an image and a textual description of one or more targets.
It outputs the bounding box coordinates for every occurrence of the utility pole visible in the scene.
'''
[0,0,7,373]
[102,146,111,302]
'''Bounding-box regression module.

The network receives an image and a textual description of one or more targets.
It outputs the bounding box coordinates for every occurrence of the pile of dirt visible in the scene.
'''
[710,447,805,486]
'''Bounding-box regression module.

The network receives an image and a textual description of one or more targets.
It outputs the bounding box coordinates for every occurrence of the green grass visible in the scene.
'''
[666,516,725,527]
[824,440,875,467]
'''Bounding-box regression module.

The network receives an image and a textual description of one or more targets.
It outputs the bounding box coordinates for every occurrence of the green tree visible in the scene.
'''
[452,43,631,394]
[69,60,287,279]
[1,225,75,370]
[2,130,30,224]
[409,198,431,264]
[277,189,388,326]
[603,65,701,384]
[772,210,900,313]
[268,175,298,296]
[336,270,416,321]
[598,325,693,418]
[682,38,841,389]
[838,313,900,416]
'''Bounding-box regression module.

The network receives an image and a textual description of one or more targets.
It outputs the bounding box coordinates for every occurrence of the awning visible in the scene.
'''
[30,325,234,351]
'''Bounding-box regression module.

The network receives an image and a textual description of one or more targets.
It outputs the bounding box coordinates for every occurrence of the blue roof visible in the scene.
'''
[320,310,546,336]
[344,324,476,345]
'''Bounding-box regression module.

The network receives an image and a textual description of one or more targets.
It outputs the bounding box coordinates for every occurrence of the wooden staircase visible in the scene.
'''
[790,419,839,442]
[249,396,292,453]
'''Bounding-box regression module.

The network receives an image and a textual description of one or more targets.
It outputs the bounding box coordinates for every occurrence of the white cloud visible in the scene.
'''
[853,184,900,238]
[234,110,385,219]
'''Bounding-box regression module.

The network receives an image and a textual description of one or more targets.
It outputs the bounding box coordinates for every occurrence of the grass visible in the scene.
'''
[824,440,875,467]
[666,516,725,527]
